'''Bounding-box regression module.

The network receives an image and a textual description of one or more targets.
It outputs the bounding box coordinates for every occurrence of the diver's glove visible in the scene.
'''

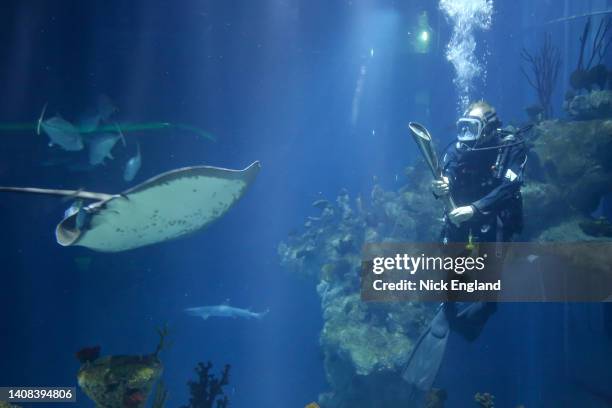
[448,205,475,227]
[432,176,450,196]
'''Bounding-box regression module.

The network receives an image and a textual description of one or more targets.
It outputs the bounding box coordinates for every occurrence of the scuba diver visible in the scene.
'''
[403,100,528,394]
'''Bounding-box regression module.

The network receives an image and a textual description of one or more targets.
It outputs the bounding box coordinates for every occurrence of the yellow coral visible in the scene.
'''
[128,366,156,386]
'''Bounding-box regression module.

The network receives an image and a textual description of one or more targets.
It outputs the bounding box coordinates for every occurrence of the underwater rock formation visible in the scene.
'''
[424,388,447,408]
[523,118,612,240]
[279,116,612,407]
[280,167,440,407]
[151,380,168,408]
[474,392,495,408]
[77,354,162,408]
[75,345,101,364]
[180,362,230,408]
[564,90,612,120]
[524,104,544,122]
[579,218,612,237]
[76,327,167,408]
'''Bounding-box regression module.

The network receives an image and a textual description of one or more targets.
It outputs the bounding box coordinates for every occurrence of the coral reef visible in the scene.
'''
[522,119,612,240]
[0,403,20,408]
[181,362,230,408]
[280,166,442,407]
[569,17,611,92]
[525,104,544,122]
[425,388,447,408]
[564,90,612,120]
[521,34,562,119]
[474,392,495,408]
[579,218,612,237]
[76,345,101,364]
[151,381,168,408]
[564,17,611,121]
[76,328,167,408]
[77,354,163,408]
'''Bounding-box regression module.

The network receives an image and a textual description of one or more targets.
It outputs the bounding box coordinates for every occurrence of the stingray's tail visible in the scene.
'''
[0,186,113,201]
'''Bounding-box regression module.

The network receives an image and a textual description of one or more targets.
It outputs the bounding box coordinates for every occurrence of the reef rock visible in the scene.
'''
[564,90,612,120]
[523,118,612,239]
[279,180,439,407]
[474,392,495,408]
[77,354,162,408]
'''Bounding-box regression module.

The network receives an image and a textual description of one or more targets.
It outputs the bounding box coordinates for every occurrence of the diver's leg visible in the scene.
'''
[450,302,497,342]
[449,235,504,342]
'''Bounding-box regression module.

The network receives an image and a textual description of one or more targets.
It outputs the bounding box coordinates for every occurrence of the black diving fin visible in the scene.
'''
[402,301,498,395]
[402,303,452,393]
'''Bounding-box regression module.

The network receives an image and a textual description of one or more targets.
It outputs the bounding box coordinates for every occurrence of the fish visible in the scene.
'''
[87,132,123,165]
[78,113,101,133]
[63,200,90,230]
[63,200,82,218]
[77,95,118,133]
[40,113,84,152]
[123,143,142,182]
[0,161,260,252]
[185,304,269,320]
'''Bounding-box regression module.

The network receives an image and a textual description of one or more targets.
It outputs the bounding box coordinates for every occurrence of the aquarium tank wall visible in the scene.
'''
[0,0,611,407]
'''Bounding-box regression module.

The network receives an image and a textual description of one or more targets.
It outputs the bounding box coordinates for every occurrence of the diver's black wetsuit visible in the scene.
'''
[440,132,528,340]
[441,132,528,243]
[401,128,529,395]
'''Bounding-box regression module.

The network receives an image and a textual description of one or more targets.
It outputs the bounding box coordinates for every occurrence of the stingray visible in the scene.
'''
[0,161,260,252]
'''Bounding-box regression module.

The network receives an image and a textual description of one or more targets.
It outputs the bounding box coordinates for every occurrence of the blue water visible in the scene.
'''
[0,1,611,407]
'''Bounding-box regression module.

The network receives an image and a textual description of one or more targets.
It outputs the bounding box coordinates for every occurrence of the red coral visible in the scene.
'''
[75,345,101,364]
[123,390,146,407]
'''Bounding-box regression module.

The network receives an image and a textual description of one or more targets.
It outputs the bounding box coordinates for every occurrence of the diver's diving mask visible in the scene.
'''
[456,117,484,142]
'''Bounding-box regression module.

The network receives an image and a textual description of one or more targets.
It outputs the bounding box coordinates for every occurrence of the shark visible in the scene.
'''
[185,304,269,320]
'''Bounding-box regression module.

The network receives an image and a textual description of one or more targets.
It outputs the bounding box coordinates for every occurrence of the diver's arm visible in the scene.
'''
[471,147,527,214]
